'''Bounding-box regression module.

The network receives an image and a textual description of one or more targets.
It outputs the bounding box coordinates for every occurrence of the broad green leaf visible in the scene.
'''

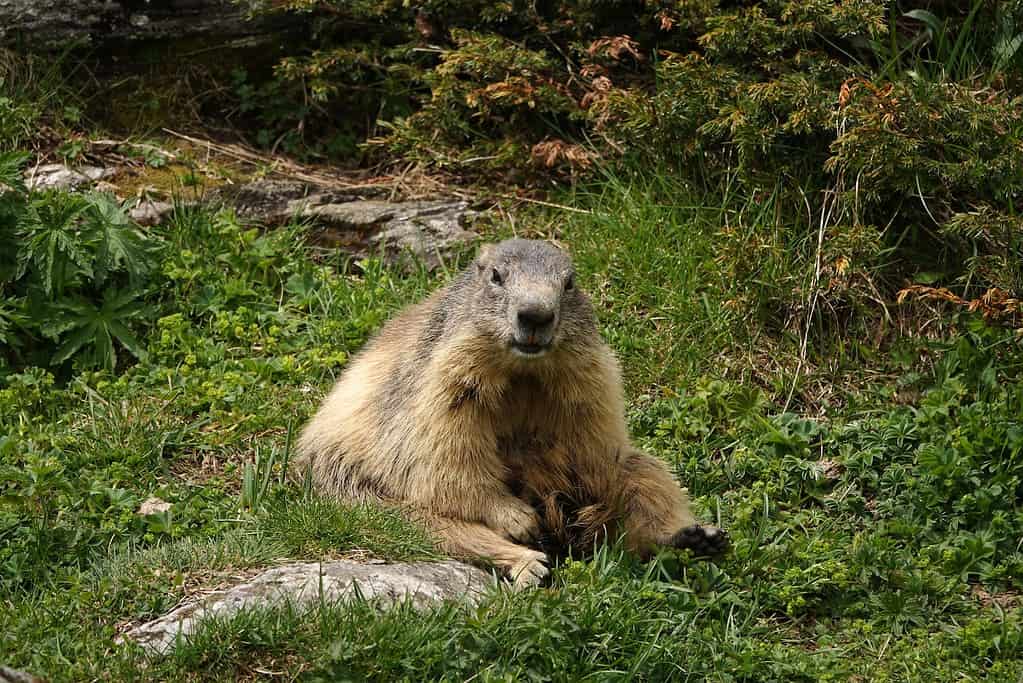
[17,192,92,298]
[50,288,148,370]
[993,33,1023,72]
[85,192,153,286]
[903,9,943,39]
[51,315,101,366]
[0,150,29,194]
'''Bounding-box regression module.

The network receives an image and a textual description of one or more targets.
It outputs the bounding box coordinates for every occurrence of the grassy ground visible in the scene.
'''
[2,162,1022,681]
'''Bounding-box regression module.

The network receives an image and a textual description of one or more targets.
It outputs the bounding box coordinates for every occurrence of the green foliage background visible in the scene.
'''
[248,0,1022,311]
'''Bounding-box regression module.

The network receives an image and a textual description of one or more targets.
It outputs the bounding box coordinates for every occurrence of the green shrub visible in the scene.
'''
[0,152,159,374]
[828,79,1022,295]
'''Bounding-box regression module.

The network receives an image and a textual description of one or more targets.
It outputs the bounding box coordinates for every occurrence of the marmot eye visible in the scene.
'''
[491,268,503,286]
[565,274,575,291]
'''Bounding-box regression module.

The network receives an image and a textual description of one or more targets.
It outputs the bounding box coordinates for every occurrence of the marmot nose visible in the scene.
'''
[517,306,555,330]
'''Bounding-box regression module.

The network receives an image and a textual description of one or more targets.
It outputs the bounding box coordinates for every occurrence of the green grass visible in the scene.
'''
[0,49,82,152]
[2,172,1022,681]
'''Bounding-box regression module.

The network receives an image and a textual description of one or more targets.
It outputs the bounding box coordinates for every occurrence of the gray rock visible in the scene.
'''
[295,198,401,226]
[0,667,41,683]
[25,163,116,191]
[136,495,172,516]
[295,198,480,269]
[367,201,480,270]
[79,165,116,182]
[120,559,495,654]
[0,0,289,49]
[25,163,91,191]
[129,199,175,227]
[19,166,478,264]
[214,179,316,224]
[94,180,121,195]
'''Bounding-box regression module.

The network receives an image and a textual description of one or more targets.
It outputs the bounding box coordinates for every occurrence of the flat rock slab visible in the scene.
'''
[20,169,479,269]
[0,667,41,683]
[0,0,294,48]
[120,559,495,654]
[299,198,480,270]
[214,179,322,224]
[216,180,480,270]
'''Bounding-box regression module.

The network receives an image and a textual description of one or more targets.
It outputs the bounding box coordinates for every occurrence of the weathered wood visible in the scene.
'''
[0,0,277,48]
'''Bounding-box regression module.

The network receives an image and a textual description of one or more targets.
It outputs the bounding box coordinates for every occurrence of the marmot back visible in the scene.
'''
[295,238,728,587]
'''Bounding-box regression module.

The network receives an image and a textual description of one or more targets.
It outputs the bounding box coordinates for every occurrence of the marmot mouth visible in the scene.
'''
[510,341,549,356]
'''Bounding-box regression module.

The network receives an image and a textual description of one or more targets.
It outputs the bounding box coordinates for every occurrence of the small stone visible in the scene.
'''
[129,200,175,226]
[819,458,843,480]
[79,165,116,182]
[94,181,121,196]
[137,496,172,516]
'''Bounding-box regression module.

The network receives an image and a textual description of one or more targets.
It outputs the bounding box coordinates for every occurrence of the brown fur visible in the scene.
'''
[294,239,704,586]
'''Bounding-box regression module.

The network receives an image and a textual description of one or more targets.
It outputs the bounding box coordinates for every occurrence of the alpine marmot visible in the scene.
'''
[295,238,728,586]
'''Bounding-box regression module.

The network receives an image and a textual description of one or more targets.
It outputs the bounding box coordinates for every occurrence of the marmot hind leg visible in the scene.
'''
[533,492,620,561]
[418,513,549,588]
[619,449,729,557]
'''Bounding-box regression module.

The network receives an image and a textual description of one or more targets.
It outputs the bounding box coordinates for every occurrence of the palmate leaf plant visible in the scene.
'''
[87,191,152,288]
[15,190,94,298]
[44,288,149,371]
[0,151,162,374]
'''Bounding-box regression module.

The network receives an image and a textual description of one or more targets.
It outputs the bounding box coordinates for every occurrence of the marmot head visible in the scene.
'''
[469,239,595,359]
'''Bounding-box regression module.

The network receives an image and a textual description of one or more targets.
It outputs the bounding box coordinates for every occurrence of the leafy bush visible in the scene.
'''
[0,152,158,374]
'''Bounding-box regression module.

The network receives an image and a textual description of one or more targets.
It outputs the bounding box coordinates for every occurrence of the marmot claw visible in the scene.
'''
[510,551,549,589]
[670,525,730,556]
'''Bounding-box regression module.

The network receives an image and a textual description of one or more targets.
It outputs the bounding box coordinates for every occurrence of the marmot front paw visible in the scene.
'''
[490,499,541,543]
[509,549,549,589]
[670,525,730,556]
